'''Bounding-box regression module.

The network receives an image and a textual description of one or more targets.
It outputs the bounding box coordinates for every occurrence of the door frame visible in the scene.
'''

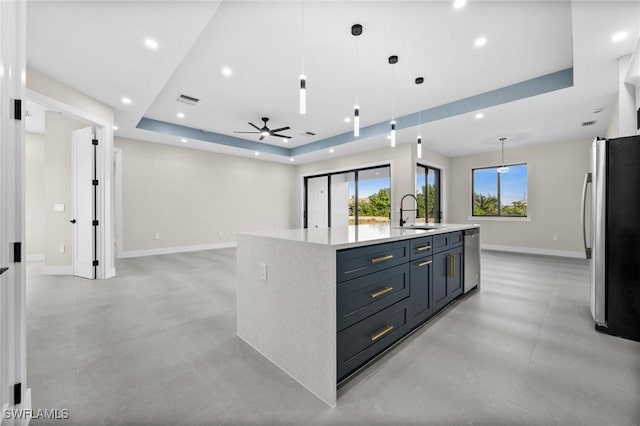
[26,89,114,279]
[113,147,123,259]
[416,159,448,224]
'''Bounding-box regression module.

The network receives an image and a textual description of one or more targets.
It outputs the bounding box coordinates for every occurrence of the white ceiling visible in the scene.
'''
[26,1,640,164]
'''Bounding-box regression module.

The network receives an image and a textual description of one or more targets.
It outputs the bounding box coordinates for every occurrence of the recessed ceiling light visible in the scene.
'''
[282,138,288,143]
[144,38,159,51]
[474,36,487,47]
[344,117,351,123]
[112,125,119,130]
[386,135,391,140]
[612,31,628,42]
[453,0,466,9]
[475,112,484,119]
[121,97,132,105]
[222,67,232,77]
[289,158,294,162]
[254,151,260,156]
[329,148,335,153]
[181,138,187,143]
[177,112,185,119]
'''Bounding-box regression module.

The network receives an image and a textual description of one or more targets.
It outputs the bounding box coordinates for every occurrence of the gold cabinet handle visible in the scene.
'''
[370,254,394,264]
[369,286,394,299]
[417,259,432,267]
[452,253,455,278]
[369,324,394,342]
[447,254,453,278]
[416,245,432,252]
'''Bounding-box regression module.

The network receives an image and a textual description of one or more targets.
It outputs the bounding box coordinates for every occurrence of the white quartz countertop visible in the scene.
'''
[239,223,479,250]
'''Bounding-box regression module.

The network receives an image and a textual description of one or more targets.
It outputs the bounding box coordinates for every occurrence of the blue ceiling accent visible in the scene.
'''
[138,67,573,158]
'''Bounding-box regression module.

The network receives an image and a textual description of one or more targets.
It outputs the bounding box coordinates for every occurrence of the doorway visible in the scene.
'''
[416,163,442,224]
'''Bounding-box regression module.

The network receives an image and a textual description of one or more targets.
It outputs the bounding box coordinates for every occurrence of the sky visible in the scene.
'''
[347,178,390,198]
[474,165,527,205]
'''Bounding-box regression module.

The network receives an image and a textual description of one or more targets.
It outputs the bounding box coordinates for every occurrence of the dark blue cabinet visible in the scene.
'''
[337,230,467,382]
[408,256,433,328]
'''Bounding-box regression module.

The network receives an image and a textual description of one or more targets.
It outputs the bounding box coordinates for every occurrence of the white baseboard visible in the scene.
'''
[106,266,116,279]
[42,265,73,275]
[26,253,44,262]
[119,242,237,259]
[481,243,585,259]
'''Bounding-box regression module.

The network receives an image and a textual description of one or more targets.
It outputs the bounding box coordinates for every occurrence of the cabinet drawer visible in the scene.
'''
[410,236,433,260]
[432,231,463,253]
[337,264,410,331]
[337,240,410,283]
[337,300,410,381]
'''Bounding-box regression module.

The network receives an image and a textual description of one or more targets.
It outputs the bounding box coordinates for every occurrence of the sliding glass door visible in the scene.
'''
[304,165,391,228]
[416,164,441,224]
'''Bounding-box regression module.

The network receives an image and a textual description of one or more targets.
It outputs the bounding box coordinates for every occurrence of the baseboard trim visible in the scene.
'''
[26,254,44,262]
[119,242,237,258]
[106,267,116,279]
[42,265,73,275]
[481,243,585,259]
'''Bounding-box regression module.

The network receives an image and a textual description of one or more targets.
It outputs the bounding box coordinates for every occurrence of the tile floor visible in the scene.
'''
[26,249,640,425]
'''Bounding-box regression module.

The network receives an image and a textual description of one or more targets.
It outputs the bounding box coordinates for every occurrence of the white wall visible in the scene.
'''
[44,112,87,268]
[294,142,450,227]
[25,132,45,258]
[114,137,297,256]
[448,138,591,257]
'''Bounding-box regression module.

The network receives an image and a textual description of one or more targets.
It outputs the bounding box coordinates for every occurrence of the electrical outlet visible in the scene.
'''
[260,262,267,281]
[154,233,160,240]
[553,234,559,241]
[54,203,65,212]
[59,244,65,253]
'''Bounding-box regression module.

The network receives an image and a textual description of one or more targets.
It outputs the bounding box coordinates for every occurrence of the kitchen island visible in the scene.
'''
[236,223,479,407]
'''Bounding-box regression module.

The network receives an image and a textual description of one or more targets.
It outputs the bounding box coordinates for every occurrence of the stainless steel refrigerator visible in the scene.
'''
[582,136,640,342]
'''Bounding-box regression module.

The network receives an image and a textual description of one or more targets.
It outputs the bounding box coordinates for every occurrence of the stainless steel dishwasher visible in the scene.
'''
[464,228,480,293]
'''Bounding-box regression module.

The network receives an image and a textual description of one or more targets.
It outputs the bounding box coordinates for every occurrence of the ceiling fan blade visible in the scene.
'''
[272,134,292,139]
[269,126,290,133]
[234,131,261,133]
[249,122,261,131]
[259,134,266,141]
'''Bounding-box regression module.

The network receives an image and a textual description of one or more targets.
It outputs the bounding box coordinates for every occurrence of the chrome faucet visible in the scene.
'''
[399,193,419,227]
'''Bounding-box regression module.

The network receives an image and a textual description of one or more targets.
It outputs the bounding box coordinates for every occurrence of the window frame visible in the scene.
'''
[416,163,442,224]
[471,163,528,217]
[303,164,391,228]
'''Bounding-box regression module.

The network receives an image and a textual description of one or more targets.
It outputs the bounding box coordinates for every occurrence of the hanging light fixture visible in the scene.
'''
[299,0,306,115]
[497,137,510,174]
[389,55,398,147]
[352,24,363,137]
[415,77,424,159]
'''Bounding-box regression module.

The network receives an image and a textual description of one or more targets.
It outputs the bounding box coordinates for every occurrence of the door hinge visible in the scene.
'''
[13,242,21,263]
[0,267,8,276]
[92,260,99,266]
[13,99,22,120]
[13,382,21,405]
[92,138,98,146]
[92,220,99,226]
[92,179,99,186]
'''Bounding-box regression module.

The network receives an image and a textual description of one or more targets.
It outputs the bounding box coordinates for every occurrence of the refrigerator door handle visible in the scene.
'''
[582,172,592,259]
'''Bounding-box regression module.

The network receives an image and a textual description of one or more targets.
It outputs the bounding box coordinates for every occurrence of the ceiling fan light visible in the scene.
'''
[261,130,269,137]
[497,166,510,174]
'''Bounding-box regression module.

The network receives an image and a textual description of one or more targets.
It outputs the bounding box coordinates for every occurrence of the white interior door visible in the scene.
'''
[306,176,328,228]
[72,127,95,279]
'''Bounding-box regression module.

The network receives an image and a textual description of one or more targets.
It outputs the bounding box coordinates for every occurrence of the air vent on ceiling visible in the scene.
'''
[300,131,316,137]
[582,120,597,127]
[177,94,200,105]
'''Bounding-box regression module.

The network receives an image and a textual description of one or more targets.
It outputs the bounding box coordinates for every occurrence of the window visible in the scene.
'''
[472,164,527,217]
[416,164,442,224]
[304,165,391,228]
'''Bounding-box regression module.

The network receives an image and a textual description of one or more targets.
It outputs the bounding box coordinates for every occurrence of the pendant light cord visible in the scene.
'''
[301,0,305,75]
[355,36,359,105]
[391,65,395,119]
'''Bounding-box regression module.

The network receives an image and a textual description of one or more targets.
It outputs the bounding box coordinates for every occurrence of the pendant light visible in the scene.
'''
[497,137,510,174]
[352,24,363,137]
[389,55,398,147]
[299,0,306,115]
[415,77,424,159]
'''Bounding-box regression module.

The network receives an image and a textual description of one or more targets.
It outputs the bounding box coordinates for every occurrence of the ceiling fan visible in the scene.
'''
[234,117,292,141]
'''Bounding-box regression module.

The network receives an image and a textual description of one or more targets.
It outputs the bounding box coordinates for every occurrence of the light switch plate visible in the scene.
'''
[54,203,65,212]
